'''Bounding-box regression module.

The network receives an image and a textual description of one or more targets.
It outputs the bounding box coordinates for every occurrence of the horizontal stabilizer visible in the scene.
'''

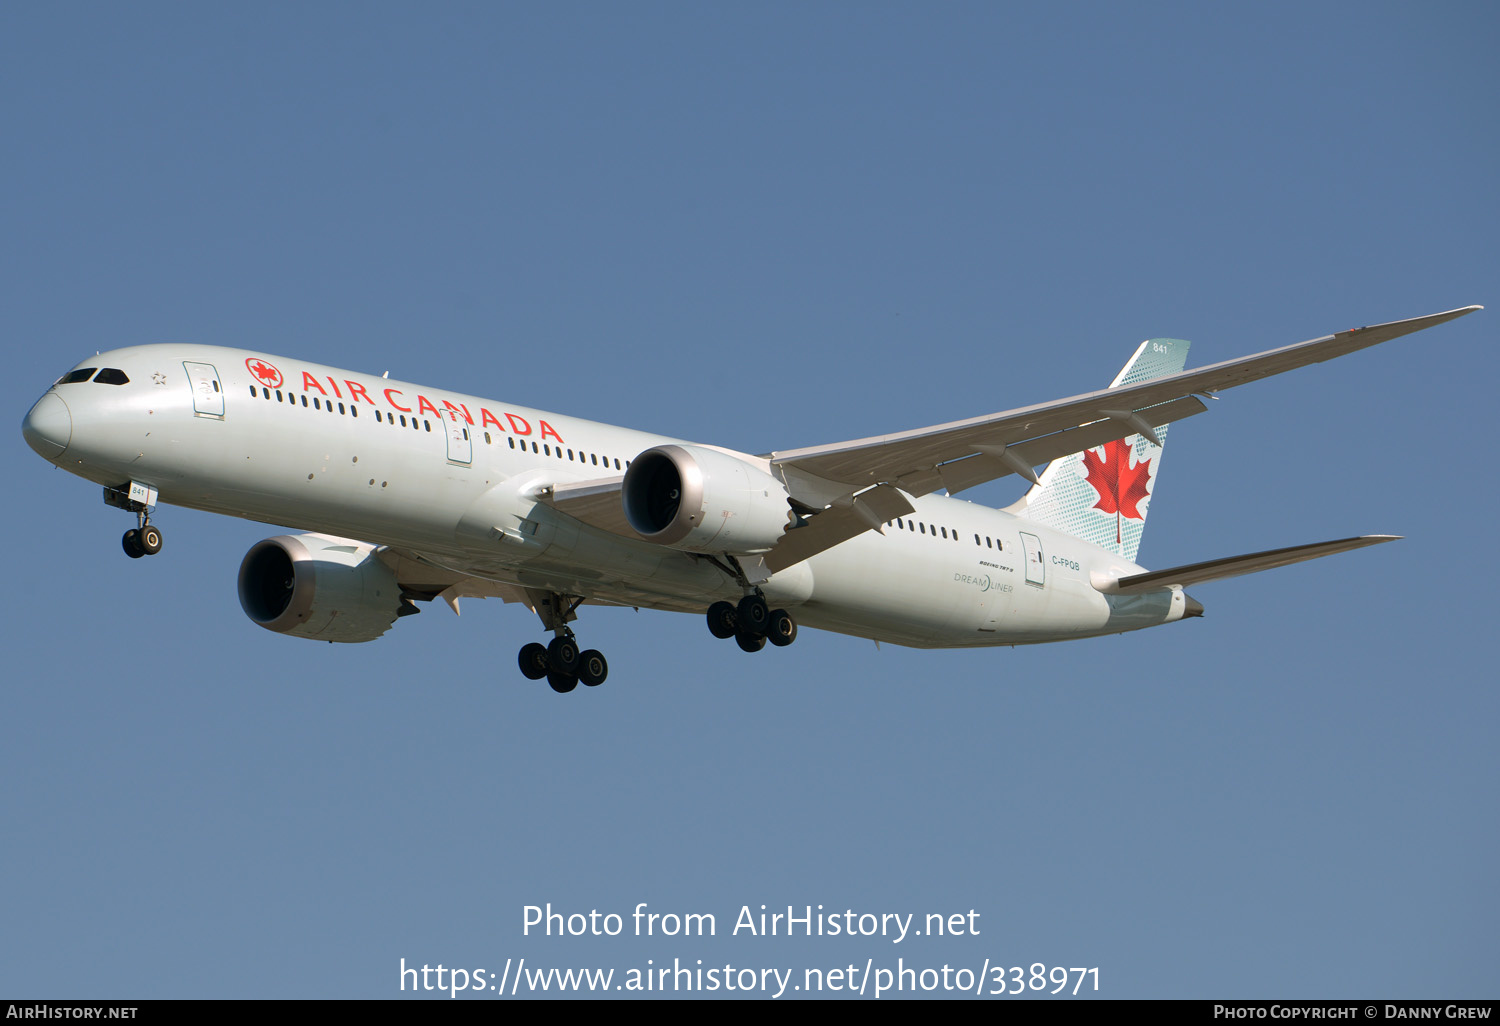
[1103,535,1399,594]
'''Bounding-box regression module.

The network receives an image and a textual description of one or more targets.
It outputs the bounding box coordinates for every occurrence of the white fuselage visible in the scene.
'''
[25,345,1190,647]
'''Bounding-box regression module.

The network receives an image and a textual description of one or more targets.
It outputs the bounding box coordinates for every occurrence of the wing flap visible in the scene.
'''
[1102,535,1399,594]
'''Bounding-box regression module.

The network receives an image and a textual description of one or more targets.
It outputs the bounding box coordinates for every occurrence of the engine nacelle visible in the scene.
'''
[238,534,404,643]
[622,444,792,553]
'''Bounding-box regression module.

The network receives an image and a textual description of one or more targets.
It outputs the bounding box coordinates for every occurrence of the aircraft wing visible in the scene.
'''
[376,545,535,611]
[539,307,1477,577]
[1103,535,1399,594]
[769,306,1481,497]
[542,476,630,535]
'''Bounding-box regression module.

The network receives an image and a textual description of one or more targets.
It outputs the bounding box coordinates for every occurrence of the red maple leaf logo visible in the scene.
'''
[1081,438,1153,544]
[245,358,282,388]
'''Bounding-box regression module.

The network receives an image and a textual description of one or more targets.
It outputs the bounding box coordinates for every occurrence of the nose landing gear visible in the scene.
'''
[107,484,163,559]
[122,522,164,559]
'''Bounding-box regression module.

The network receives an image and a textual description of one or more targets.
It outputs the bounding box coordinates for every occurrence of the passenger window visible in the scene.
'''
[338,403,345,414]
[400,415,407,426]
[275,390,283,402]
[313,398,320,410]
[591,454,598,466]
[508,437,515,449]
[919,523,925,535]
[301,395,308,407]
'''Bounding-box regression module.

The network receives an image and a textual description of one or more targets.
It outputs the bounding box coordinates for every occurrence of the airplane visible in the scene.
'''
[21,305,1480,692]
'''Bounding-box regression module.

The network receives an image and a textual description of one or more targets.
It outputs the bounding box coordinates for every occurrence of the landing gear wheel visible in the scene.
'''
[122,529,145,559]
[737,594,770,635]
[547,670,579,693]
[518,642,549,680]
[139,524,163,555]
[547,635,581,676]
[579,650,608,687]
[766,609,798,647]
[707,601,738,639]
[735,631,767,653]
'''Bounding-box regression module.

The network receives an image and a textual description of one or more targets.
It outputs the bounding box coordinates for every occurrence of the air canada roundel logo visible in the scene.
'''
[245,357,283,389]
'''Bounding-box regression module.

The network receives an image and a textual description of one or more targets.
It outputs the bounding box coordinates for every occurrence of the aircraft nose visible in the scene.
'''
[22,392,72,460]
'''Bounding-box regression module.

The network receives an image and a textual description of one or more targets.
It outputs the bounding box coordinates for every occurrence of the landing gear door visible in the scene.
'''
[183,362,224,418]
[1020,531,1045,587]
[444,408,473,466]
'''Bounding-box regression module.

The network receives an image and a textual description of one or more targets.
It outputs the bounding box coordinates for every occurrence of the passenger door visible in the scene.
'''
[443,407,473,465]
[183,362,224,418]
[1020,531,1045,587]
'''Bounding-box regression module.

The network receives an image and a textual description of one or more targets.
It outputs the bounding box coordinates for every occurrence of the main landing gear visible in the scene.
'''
[706,593,798,653]
[517,590,608,693]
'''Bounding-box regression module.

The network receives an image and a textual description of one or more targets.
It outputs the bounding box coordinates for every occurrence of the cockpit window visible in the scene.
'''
[93,368,130,385]
[56,368,97,385]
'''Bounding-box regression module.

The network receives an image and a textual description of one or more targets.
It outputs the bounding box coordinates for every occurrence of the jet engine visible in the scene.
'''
[237,534,405,643]
[622,444,793,553]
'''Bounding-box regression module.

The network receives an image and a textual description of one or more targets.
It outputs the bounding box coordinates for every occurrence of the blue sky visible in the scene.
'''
[3,2,1495,999]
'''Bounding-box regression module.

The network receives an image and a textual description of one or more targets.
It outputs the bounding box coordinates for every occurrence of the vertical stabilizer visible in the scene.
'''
[1005,338,1191,562]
